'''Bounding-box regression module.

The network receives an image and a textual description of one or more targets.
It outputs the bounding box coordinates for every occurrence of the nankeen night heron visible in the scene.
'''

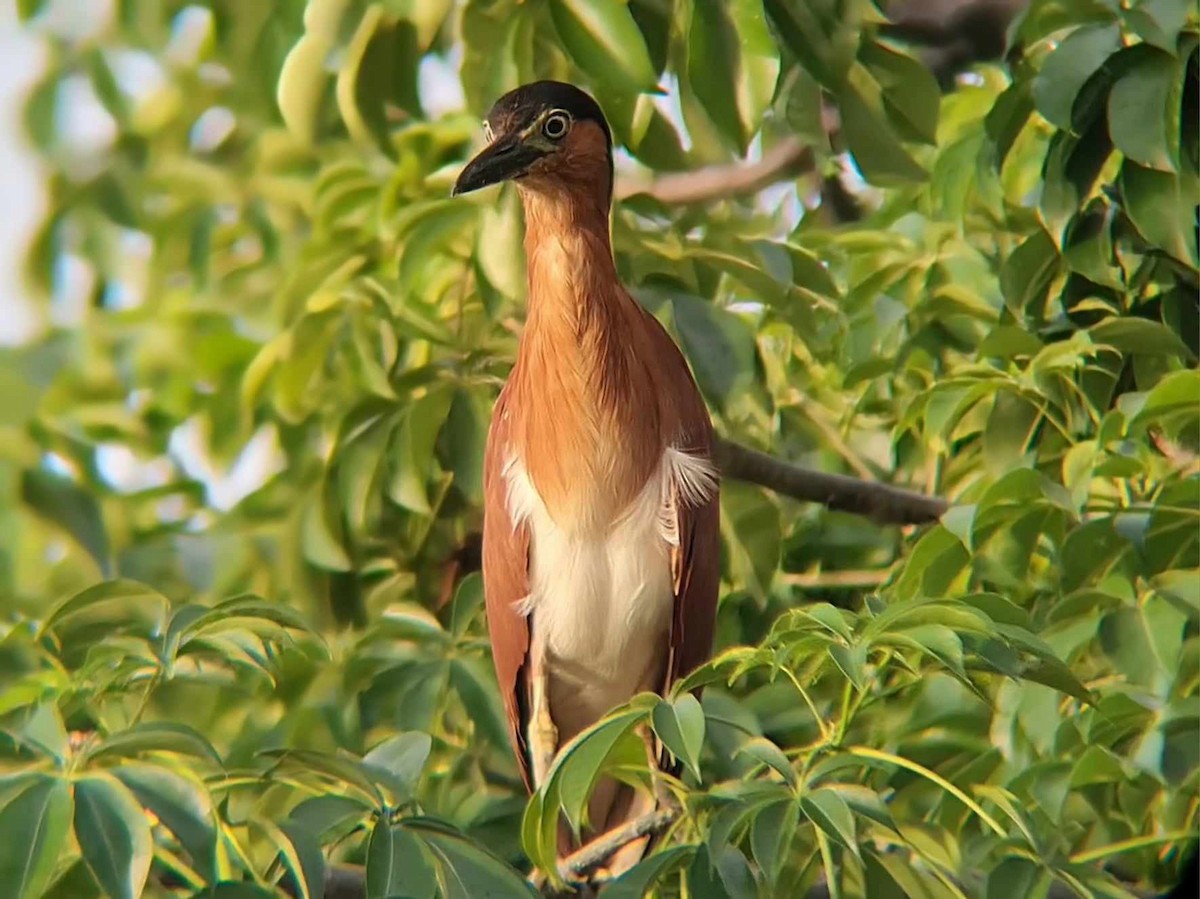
[453,81,719,879]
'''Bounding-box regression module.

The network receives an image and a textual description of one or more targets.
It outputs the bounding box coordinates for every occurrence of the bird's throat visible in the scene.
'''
[512,189,661,530]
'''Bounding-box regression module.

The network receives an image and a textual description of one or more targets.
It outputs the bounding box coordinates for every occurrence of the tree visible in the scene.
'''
[2,0,1196,897]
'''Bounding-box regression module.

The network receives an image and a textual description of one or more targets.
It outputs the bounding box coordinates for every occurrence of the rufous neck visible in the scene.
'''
[519,187,617,321]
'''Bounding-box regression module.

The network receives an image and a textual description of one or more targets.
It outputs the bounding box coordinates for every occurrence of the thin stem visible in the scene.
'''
[1070,831,1195,865]
[813,827,842,899]
[834,682,855,745]
[780,666,831,741]
[781,569,889,589]
[845,746,1008,838]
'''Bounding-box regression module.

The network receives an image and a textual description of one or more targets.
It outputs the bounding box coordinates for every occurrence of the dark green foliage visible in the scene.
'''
[2,0,1197,896]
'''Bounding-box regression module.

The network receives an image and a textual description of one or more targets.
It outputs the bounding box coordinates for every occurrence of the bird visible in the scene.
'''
[452,81,720,878]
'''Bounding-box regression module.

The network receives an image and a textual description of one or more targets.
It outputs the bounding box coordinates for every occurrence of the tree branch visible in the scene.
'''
[615,138,813,205]
[555,805,681,886]
[712,437,949,525]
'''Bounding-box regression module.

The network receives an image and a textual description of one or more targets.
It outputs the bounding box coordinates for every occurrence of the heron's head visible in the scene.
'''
[452,81,613,202]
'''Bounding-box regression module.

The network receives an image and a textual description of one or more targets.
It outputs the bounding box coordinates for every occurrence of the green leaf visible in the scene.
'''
[88,722,222,765]
[720,482,781,600]
[437,390,491,505]
[189,886,278,899]
[1120,160,1200,268]
[603,845,694,899]
[0,776,73,899]
[553,707,648,833]
[405,818,537,899]
[112,764,216,881]
[1130,369,1200,429]
[800,787,858,855]
[651,694,706,780]
[663,292,757,410]
[999,227,1060,314]
[826,642,868,690]
[839,62,927,184]
[859,39,941,145]
[277,34,330,145]
[983,392,1040,470]
[12,703,69,762]
[388,389,455,514]
[863,848,922,899]
[258,749,383,807]
[366,817,438,899]
[1107,46,1181,171]
[475,189,525,302]
[762,0,850,87]
[1070,745,1127,786]
[820,783,897,833]
[257,818,325,899]
[1090,317,1195,360]
[21,469,111,576]
[41,579,169,639]
[288,796,372,843]
[986,857,1041,899]
[73,774,152,899]
[1099,607,1163,687]
[362,731,432,799]
[687,843,743,898]
[749,797,798,886]
[1032,23,1122,130]
[888,624,966,679]
[548,0,658,94]
[449,657,512,751]
[1125,0,1193,51]
[985,79,1034,170]
[336,8,422,151]
[687,0,780,152]
[736,738,798,788]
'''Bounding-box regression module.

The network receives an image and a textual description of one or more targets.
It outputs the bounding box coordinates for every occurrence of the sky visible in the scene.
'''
[0,3,47,345]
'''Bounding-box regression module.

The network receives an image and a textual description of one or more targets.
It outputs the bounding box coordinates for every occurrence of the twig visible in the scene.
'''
[713,437,948,525]
[616,138,812,205]
[781,569,890,589]
[555,805,681,884]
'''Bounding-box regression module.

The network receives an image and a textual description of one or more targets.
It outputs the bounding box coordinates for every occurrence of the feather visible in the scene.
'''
[479,118,720,874]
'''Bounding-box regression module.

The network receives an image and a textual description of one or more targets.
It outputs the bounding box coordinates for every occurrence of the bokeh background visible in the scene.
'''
[0,1,1196,898]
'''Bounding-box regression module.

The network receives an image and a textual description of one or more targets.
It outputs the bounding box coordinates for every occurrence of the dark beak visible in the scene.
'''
[452,136,543,196]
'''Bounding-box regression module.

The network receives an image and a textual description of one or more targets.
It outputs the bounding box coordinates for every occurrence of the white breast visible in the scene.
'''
[504,447,717,737]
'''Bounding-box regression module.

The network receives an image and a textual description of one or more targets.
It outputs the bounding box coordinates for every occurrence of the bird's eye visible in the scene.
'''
[542,111,570,140]
[482,121,494,142]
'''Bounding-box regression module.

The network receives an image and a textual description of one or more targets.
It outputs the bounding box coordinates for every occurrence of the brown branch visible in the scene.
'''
[713,437,949,525]
[553,805,681,888]
[615,138,813,205]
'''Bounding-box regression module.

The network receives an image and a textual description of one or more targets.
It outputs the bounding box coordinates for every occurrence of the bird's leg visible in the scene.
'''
[528,632,559,788]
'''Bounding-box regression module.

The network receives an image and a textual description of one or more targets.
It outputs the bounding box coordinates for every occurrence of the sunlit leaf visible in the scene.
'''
[73,774,152,899]
[0,776,72,899]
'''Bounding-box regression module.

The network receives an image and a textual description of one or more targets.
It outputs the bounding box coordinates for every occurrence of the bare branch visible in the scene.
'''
[615,138,812,205]
[713,437,949,525]
[555,805,681,885]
